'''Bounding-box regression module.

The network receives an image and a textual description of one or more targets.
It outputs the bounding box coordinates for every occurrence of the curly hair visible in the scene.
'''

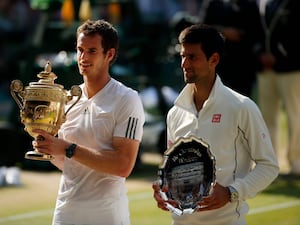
[77,19,119,64]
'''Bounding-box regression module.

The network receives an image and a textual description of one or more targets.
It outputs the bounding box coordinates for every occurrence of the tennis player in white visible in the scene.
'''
[33,19,145,225]
[153,24,279,225]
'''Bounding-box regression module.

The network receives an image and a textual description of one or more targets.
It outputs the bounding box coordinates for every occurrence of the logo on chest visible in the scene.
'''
[212,114,221,123]
[83,107,90,114]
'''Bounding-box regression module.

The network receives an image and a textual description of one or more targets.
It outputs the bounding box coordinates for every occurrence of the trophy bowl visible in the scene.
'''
[157,136,216,216]
[10,61,82,161]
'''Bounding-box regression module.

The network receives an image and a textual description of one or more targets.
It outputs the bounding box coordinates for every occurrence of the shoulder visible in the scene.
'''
[105,78,140,104]
[215,85,262,123]
[109,79,144,114]
[110,78,138,96]
[222,85,257,107]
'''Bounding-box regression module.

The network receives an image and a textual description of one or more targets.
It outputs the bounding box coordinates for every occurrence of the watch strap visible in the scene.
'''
[65,143,77,158]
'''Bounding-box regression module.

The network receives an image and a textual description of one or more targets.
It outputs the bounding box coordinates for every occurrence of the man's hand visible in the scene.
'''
[32,129,70,157]
[152,181,178,211]
[197,182,230,211]
[153,181,231,213]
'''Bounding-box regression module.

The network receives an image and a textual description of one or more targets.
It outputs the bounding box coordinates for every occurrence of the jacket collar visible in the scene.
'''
[174,75,224,111]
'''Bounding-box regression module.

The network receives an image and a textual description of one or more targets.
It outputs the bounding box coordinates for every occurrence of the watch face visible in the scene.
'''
[231,191,239,202]
[66,143,77,158]
[229,186,239,202]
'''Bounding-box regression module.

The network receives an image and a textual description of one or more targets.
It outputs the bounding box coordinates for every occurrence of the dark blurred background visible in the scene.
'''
[1,0,205,171]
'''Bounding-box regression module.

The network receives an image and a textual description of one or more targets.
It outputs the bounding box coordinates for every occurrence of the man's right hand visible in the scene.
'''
[152,181,178,211]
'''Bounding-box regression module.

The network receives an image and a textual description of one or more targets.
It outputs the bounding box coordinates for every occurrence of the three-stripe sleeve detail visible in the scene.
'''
[125,117,138,139]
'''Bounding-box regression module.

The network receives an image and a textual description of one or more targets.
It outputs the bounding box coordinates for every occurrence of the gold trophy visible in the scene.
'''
[10,61,82,161]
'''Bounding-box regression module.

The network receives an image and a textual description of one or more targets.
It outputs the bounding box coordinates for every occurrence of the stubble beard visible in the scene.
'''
[184,73,197,84]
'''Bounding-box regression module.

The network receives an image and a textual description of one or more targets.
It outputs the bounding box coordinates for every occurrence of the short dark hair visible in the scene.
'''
[77,19,119,64]
[178,24,225,60]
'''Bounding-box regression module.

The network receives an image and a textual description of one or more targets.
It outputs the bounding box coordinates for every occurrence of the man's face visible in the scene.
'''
[76,33,113,77]
[180,43,214,84]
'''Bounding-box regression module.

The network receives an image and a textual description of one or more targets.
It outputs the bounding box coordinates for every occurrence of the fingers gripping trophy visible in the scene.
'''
[10,61,82,161]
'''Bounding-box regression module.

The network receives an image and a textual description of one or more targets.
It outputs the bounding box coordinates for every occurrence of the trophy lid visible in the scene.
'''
[29,61,64,89]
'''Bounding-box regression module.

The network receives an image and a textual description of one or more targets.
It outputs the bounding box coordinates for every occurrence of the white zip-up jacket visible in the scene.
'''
[167,76,279,225]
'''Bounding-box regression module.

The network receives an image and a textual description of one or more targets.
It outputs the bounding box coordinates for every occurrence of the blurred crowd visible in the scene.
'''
[0,0,299,181]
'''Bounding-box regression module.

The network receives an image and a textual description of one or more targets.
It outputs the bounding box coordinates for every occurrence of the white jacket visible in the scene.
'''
[167,76,279,225]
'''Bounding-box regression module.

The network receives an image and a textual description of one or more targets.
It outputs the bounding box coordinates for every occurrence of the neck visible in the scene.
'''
[84,75,111,98]
[193,88,208,112]
[193,76,216,111]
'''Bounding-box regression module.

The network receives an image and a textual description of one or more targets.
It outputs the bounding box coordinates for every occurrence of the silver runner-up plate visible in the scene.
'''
[157,136,216,216]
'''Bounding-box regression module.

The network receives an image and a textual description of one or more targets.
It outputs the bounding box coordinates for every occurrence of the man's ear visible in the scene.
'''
[209,52,220,67]
[106,48,116,63]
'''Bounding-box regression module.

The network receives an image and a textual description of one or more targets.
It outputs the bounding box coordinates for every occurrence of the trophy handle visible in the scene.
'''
[10,80,24,110]
[65,85,82,115]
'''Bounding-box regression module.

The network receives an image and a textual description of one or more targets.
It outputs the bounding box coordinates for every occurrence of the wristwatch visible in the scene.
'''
[65,143,77,158]
[228,186,239,202]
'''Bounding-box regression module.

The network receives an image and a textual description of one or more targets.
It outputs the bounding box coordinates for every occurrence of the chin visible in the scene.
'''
[185,78,195,84]
[80,68,88,75]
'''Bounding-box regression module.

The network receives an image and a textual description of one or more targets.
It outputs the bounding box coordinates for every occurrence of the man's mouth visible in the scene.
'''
[80,63,92,68]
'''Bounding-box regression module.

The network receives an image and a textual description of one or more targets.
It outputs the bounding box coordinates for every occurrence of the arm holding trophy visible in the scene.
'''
[13,20,145,225]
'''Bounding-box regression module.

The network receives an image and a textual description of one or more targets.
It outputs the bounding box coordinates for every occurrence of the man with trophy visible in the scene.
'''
[31,20,145,225]
[153,24,279,225]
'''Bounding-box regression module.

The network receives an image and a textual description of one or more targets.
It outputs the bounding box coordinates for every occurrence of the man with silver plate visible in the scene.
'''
[153,24,279,225]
